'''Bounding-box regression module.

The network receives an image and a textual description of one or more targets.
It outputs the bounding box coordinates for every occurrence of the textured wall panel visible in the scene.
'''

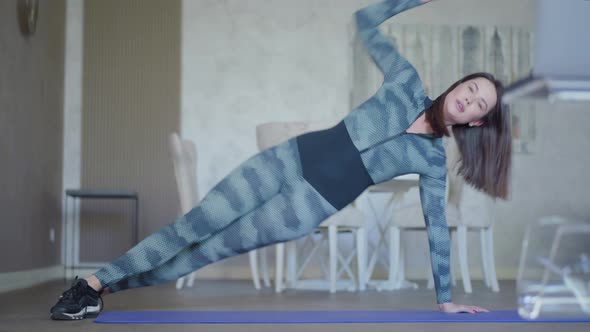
[81,0,181,263]
[0,0,66,272]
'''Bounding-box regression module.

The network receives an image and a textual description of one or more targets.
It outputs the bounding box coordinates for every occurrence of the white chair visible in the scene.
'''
[250,122,368,293]
[169,132,274,291]
[426,139,500,293]
[280,205,368,293]
[366,174,457,292]
[384,137,500,293]
[448,187,500,293]
[168,132,200,289]
[248,122,330,291]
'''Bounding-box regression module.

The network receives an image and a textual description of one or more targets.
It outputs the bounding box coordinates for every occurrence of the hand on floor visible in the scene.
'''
[438,302,490,314]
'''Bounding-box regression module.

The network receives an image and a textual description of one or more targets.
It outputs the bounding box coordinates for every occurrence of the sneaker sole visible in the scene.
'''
[50,305,101,320]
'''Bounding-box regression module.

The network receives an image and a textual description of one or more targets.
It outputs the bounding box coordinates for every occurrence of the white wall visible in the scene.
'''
[492,101,590,276]
[181,0,360,192]
[181,0,537,193]
[181,0,556,277]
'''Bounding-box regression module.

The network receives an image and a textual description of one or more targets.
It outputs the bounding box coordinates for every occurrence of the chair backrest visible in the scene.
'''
[444,136,494,227]
[255,121,334,151]
[169,132,199,214]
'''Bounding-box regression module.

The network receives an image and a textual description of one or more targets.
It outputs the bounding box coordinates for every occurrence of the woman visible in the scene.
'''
[50,0,511,320]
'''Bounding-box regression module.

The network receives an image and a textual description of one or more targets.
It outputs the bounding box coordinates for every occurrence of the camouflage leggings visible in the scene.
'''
[94,138,337,292]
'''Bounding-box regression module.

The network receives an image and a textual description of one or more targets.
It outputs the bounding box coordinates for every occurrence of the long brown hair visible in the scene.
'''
[426,72,512,199]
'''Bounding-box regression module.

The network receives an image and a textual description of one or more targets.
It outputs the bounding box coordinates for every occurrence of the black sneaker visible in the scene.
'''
[50,277,103,320]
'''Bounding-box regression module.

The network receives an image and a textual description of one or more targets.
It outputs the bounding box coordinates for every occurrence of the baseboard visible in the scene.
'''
[173,266,521,282]
[0,264,520,293]
[0,265,64,293]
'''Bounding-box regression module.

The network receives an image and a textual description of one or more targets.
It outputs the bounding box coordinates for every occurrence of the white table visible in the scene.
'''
[359,174,421,291]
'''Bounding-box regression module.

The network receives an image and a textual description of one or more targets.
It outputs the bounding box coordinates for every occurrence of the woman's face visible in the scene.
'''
[444,77,498,126]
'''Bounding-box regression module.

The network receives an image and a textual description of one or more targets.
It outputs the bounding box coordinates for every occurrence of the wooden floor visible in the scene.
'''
[0,279,588,332]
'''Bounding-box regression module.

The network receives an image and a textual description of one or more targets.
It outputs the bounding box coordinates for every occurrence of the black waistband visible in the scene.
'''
[296,121,374,210]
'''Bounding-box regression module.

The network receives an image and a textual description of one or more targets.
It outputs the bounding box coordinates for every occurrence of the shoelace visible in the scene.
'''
[59,277,104,311]
[60,281,84,301]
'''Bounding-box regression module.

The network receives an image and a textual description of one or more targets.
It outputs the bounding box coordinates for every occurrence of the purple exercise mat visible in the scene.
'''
[94,310,590,324]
